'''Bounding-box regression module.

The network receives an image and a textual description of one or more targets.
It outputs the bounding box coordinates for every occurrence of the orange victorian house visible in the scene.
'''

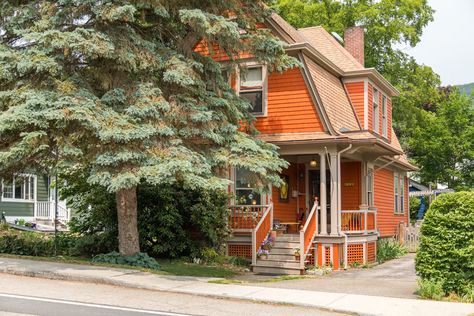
[197,14,416,274]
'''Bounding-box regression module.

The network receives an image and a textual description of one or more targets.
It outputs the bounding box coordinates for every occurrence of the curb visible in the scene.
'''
[0,267,362,316]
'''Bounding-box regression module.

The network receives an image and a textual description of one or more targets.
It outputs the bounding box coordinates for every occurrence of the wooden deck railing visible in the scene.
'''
[299,198,318,269]
[341,209,377,234]
[229,205,267,230]
[252,204,273,265]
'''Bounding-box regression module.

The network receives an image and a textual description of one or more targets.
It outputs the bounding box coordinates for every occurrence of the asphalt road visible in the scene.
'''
[0,273,348,316]
[0,293,191,316]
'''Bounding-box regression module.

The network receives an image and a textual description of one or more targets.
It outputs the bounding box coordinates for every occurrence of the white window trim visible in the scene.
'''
[236,62,268,117]
[382,95,388,138]
[373,88,379,134]
[1,174,37,203]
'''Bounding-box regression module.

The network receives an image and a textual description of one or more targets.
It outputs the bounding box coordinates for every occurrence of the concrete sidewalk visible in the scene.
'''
[0,257,473,316]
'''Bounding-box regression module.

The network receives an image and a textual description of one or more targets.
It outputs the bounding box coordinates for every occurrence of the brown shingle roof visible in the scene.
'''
[303,55,360,132]
[298,27,365,72]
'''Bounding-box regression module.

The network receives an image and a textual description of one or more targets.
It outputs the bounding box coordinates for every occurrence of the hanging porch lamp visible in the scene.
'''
[310,158,318,168]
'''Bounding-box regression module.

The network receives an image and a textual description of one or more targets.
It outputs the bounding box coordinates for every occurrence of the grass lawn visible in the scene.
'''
[0,253,242,278]
[156,259,239,278]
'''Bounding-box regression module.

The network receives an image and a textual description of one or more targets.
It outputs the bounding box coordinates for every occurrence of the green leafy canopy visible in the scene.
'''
[0,1,298,192]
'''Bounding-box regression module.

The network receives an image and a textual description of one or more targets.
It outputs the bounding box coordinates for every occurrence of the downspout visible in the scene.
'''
[337,144,352,270]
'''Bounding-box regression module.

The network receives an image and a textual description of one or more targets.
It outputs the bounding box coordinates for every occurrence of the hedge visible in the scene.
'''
[415,192,474,297]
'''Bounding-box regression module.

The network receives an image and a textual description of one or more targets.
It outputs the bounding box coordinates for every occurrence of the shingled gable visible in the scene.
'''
[265,14,415,170]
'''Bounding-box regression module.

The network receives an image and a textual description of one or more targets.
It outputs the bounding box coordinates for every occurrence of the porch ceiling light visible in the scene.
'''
[310,158,317,168]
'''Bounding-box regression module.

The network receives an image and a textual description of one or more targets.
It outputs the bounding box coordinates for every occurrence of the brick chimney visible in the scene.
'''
[344,26,364,66]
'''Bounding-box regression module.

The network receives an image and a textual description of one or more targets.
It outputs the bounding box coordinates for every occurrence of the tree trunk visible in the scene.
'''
[116,186,140,255]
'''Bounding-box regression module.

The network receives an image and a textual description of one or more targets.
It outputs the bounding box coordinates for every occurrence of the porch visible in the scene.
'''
[34,201,71,222]
[228,146,380,273]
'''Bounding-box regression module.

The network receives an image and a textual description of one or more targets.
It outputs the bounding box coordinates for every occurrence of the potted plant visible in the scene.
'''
[294,248,300,261]
[257,249,269,259]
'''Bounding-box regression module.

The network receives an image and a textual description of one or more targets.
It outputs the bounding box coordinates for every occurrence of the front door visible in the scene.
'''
[308,170,331,233]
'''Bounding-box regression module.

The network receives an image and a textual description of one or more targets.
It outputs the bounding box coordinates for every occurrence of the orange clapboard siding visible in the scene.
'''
[193,40,253,61]
[345,82,364,127]
[341,162,361,210]
[271,162,306,223]
[255,68,324,134]
[374,169,407,237]
[368,83,373,131]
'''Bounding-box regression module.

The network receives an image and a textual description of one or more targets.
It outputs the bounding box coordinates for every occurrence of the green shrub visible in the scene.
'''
[0,226,115,258]
[409,196,421,223]
[415,192,474,298]
[66,178,230,259]
[376,238,408,263]
[92,252,160,270]
[417,278,445,300]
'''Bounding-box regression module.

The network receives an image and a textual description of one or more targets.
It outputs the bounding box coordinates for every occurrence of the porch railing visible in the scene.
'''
[229,205,268,230]
[35,201,70,222]
[251,204,273,265]
[299,198,318,270]
[341,208,376,234]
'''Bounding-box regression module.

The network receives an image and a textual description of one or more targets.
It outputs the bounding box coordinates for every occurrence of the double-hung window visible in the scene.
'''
[234,168,261,205]
[2,175,35,202]
[382,95,388,137]
[367,168,374,206]
[394,174,399,213]
[373,88,379,133]
[239,66,266,116]
[394,173,405,214]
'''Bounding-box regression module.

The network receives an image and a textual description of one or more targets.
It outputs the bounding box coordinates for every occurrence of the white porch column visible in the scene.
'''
[319,152,327,235]
[330,152,339,236]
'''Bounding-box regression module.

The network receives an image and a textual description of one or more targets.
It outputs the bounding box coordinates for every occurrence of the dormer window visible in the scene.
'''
[239,65,267,116]
[373,88,379,134]
[382,95,388,137]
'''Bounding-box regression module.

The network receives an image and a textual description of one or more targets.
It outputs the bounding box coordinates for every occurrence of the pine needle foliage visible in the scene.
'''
[0,1,298,254]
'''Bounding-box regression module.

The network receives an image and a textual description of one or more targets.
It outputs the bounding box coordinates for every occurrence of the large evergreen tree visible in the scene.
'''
[0,1,296,255]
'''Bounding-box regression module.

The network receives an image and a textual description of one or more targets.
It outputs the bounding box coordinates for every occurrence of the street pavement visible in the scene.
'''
[0,274,345,316]
[0,256,473,316]
[243,253,418,299]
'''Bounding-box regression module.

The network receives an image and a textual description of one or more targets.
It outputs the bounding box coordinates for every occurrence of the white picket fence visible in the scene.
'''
[398,221,421,252]
[35,201,70,222]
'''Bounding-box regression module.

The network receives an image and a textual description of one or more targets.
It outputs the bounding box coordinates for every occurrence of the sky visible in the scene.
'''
[399,0,474,86]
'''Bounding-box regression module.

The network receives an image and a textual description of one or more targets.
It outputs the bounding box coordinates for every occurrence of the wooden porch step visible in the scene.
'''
[253,265,302,275]
[274,234,300,242]
[267,253,298,260]
[269,247,298,255]
[272,241,300,248]
[256,259,300,269]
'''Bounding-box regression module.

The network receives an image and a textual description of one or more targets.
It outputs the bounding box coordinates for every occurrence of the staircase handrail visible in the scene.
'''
[252,203,273,266]
[299,198,319,270]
